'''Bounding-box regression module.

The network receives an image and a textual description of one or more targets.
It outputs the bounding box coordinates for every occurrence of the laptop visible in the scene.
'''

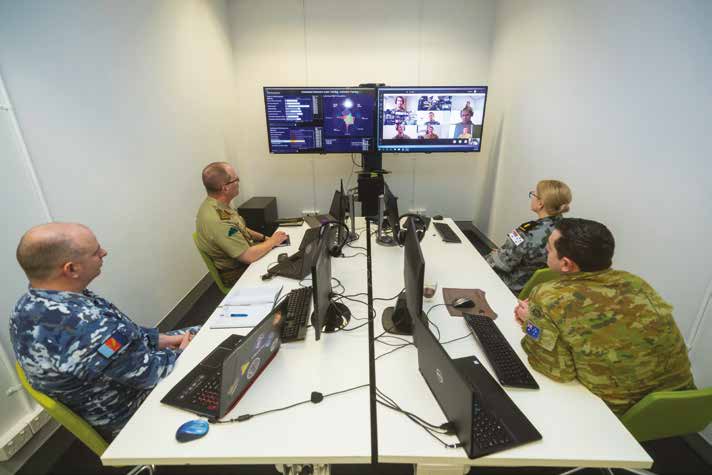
[161,308,284,420]
[268,227,321,280]
[412,311,541,458]
[304,190,348,228]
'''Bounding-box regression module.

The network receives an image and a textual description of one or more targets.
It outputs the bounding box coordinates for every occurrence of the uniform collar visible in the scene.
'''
[556,268,614,282]
[28,286,97,303]
[205,195,233,211]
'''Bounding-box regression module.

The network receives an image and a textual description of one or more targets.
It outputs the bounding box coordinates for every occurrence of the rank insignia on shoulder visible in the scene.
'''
[98,332,129,358]
[216,209,232,221]
[517,220,536,232]
[228,226,238,237]
[508,229,525,246]
[525,321,541,341]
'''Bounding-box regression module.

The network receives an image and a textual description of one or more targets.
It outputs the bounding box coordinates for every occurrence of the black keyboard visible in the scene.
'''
[281,287,313,342]
[472,395,512,451]
[464,314,539,389]
[187,372,221,412]
[433,222,461,243]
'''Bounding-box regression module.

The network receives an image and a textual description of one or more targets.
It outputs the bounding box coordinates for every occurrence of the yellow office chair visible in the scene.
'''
[15,362,154,475]
[193,231,232,295]
[517,268,559,300]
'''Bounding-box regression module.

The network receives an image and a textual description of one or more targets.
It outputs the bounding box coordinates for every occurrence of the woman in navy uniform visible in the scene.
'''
[486,180,572,294]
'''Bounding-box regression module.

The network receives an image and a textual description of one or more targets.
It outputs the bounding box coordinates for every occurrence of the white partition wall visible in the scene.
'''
[484,0,712,438]
[228,0,497,220]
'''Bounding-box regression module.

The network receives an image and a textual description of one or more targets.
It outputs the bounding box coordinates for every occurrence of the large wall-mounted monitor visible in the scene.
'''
[377,86,488,153]
[264,87,376,154]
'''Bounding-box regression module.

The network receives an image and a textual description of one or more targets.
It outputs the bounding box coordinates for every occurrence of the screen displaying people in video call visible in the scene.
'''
[381,93,485,144]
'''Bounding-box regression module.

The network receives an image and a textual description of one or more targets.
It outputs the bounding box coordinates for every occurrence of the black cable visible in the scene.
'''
[374,343,413,360]
[340,252,367,259]
[374,389,461,449]
[211,383,369,424]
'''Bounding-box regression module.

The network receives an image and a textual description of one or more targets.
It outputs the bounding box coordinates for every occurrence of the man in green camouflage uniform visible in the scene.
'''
[196,162,288,286]
[516,218,694,416]
[486,215,562,295]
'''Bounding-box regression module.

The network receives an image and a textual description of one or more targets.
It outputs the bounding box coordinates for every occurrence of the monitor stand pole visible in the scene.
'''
[375,194,396,247]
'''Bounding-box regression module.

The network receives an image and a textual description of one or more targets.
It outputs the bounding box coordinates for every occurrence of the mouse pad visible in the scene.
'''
[441,288,497,319]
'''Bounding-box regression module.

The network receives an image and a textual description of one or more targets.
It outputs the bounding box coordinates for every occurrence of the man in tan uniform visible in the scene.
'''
[515,218,694,416]
[196,162,288,286]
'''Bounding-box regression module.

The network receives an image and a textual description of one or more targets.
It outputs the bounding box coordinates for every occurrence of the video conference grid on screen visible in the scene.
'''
[264,87,375,154]
[377,86,488,153]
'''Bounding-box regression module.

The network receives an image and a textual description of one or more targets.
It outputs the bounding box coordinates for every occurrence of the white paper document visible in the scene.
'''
[223,284,283,306]
[209,303,274,329]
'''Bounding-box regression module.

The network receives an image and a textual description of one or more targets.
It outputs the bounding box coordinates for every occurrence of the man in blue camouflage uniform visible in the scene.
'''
[514,218,694,416]
[10,223,200,440]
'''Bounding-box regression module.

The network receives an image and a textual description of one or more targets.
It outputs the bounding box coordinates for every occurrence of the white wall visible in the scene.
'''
[0,0,237,325]
[228,0,496,220]
[0,75,43,451]
[485,0,712,438]
[0,0,238,443]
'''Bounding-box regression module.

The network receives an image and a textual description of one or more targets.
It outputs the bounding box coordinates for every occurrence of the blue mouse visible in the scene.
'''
[176,419,209,442]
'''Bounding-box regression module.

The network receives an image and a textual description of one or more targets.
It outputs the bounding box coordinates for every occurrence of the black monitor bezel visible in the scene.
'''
[263,86,377,155]
[311,232,332,341]
[376,86,489,154]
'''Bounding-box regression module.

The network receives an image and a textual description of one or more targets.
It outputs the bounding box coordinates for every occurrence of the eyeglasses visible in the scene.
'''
[528,191,540,199]
[224,176,240,186]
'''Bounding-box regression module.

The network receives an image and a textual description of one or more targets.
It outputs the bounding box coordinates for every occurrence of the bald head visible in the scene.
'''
[17,223,95,281]
[202,162,232,194]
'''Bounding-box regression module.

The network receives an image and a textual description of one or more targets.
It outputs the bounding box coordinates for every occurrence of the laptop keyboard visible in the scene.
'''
[190,373,221,411]
[464,314,539,389]
[472,396,512,450]
[433,222,462,243]
[281,286,313,342]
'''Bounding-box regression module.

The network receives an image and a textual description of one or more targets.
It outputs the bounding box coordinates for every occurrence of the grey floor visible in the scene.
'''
[16,224,712,475]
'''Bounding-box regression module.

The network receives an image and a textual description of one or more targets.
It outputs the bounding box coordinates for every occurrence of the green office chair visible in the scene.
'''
[560,386,712,475]
[518,268,559,300]
[621,386,712,442]
[15,362,154,475]
[193,231,231,295]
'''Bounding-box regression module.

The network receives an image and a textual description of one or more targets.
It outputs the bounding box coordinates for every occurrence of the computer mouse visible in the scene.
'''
[452,297,475,309]
[433,215,443,220]
[175,419,209,443]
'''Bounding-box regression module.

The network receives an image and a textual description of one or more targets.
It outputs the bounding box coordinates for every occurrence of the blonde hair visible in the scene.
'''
[536,180,572,215]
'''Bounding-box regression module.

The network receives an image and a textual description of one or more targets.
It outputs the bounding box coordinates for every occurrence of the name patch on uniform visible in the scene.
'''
[97,332,129,359]
[508,229,525,246]
[228,227,238,237]
[525,321,541,341]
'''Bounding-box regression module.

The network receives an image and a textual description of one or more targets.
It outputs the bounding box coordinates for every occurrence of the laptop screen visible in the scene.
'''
[218,307,284,417]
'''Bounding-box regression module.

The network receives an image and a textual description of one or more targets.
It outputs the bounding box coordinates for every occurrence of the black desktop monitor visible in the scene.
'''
[381,219,425,336]
[377,86,488,153]
[311,231,351,340]
[383,182,400,239]
[264,87,376,154]
[404,218,425,334]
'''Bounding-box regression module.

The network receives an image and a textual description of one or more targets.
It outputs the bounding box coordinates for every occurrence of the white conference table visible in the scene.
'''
[102,218,652,473]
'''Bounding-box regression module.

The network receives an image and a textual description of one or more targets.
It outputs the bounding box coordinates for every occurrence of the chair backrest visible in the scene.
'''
[15,362,108,456]
[621,387,712,442]
[518,268,559,300]
[193,231,231,295]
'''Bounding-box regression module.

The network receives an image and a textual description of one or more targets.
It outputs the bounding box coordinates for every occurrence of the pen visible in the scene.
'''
[230,313,248,317]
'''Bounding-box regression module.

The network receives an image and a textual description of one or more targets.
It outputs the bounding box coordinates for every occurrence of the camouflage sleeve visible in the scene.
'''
[140,326,159,349]
[486,233,526,272]
[520,297,576,382]
[81,319,181,390]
